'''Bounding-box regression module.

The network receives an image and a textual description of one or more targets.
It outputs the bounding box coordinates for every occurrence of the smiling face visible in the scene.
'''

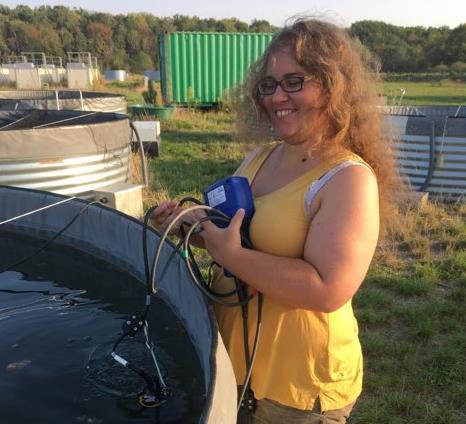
[261,49,327,147]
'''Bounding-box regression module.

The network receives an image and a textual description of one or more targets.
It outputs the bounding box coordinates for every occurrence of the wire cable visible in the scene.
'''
[182,216,255,307]
[0,196,77,226]
[237,292,263,413]
[0,200,99,274]
[150,204,221,295]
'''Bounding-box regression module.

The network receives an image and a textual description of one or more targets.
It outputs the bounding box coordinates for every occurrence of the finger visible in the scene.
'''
[229,208,245,231]
[166,200,180,209]
[151,202,169,219]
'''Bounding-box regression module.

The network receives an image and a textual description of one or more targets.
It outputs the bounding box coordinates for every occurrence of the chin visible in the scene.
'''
[276,131,301,144]
[272,127,296,141]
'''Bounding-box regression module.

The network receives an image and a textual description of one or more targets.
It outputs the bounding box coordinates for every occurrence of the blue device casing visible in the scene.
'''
[203,176,254,229]
[203,176,255,278]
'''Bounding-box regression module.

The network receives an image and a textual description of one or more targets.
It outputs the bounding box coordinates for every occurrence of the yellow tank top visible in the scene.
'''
[212,142,365,411]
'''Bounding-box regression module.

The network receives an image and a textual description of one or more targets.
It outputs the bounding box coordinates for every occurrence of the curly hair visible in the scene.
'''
[242,17,404,236]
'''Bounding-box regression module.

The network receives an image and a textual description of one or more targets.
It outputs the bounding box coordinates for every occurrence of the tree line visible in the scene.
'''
[0,5,464,74]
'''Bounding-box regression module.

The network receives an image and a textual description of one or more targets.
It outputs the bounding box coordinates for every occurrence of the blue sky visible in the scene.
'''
[1,0,464,28]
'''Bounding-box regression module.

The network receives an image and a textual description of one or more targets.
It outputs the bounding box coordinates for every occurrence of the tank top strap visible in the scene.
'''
[234,142,279,182]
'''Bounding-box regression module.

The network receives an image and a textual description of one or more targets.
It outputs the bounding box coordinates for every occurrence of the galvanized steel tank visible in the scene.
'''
[0,109,131,196]
[385,105,466,199]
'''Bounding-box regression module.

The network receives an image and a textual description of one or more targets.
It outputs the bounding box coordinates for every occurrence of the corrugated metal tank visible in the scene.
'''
[0,110,131,197]
[385,106,466,199]
[0,90,127,114]
[160,31,274,106]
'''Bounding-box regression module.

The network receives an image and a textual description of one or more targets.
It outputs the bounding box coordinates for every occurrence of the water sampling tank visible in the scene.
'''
[0,186,237,423]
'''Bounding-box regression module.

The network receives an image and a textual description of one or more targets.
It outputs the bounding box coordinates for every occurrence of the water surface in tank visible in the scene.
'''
[0,233,205,423]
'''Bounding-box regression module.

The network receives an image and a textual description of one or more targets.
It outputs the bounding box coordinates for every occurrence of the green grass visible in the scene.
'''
[351,203,466,423]
[138,109,466,424]
[380,80,466,106]
[146,110,242,200]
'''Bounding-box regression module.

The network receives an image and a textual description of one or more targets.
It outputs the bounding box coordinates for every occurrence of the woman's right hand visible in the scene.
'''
[150,200,183,235]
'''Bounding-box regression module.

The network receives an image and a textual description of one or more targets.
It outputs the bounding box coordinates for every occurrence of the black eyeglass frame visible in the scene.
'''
[257,76,315,95]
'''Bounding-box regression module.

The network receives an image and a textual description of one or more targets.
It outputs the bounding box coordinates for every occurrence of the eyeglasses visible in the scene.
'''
[257,76,313,95]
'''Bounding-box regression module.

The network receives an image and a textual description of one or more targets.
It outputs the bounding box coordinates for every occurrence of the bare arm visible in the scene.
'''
[200,165,379,312]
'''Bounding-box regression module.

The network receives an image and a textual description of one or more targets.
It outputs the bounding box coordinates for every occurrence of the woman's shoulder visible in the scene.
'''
[318,158,378,206]
[305,153,377,218]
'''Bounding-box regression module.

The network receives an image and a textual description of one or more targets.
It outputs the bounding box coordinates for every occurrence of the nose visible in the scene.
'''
[271,84,289,102]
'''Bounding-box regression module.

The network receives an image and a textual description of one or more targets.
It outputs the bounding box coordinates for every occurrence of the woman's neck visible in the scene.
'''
[278,141,317,168]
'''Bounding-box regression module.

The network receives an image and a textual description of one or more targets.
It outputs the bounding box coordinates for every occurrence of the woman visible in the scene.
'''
[153,17,399,423]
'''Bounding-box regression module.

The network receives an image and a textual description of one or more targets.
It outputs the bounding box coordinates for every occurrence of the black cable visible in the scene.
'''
[110,204,169,404]
[143,205,159,295]
[420,119,437,192]
[0,200,100,274]
[182,215,255,307]
[238,291,263,413]
[207,262,237,297]
[179,197,203,206]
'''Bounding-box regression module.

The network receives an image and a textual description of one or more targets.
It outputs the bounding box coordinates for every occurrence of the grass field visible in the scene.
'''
[133,109,466,424]
[381,80,466,106]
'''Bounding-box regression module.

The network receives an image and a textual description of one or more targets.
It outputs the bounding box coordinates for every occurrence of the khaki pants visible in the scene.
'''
[238,397,356,424]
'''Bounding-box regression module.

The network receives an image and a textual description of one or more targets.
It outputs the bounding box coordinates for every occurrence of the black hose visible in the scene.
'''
[419,119,436,192]
[130,120,149,188]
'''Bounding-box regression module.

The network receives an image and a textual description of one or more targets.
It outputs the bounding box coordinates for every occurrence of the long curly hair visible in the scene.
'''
[241,17,404,236]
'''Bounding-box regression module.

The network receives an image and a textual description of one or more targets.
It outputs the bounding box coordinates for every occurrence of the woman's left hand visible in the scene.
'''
[199,209,245,267]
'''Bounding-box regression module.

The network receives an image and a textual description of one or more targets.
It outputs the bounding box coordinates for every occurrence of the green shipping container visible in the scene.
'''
[159,31,274,106]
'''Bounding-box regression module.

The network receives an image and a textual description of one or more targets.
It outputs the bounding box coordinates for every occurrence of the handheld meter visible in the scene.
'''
[203,176,255,233]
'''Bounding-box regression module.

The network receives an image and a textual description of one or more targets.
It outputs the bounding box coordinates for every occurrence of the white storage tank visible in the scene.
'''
[104,69,127,81]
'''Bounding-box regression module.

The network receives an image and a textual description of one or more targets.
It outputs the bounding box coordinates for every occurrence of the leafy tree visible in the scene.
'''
[130,51,154,73]
[424,27,450,68]
[249,19,276,33]
[39,22,61,55]
[445,24,466,64]
[87,20,114,67]
[110,48,129,70]
[12,5,34,23]
[450,61,466,73]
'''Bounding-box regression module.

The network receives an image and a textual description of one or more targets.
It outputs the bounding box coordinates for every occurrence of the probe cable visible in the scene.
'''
[0,196,77,226]
[109,205,170,406]
[0,200,100,274]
